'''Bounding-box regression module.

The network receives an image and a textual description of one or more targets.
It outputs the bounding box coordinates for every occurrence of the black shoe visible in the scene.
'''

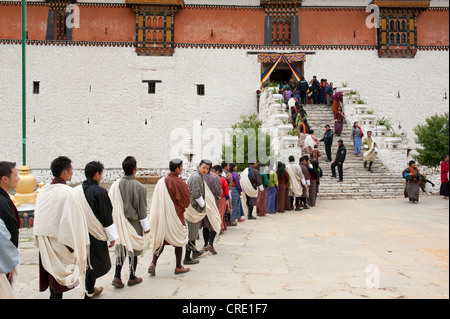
[303,205,310,209]
[184,259,199,265]
[364,162,367,168]
[192,250,204,259]
[331,175,337,178]
[368,168,373,172]
[295,207,302,211]
[248,215,257,220]
[338,180,343,182]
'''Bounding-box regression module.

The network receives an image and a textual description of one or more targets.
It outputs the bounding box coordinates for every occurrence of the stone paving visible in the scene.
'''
[13,186,449,299]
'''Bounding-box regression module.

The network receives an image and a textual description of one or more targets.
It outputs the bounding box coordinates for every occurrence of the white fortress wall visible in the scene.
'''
[0,44,260,173]
[0,42,448,179]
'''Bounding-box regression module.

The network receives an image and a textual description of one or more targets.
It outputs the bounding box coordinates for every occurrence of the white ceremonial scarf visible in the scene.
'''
[240,168,258,217]
[73,185,108,242]
[241,168,259,199]
[149,178,188,255]
[33,183,90,297]
[108,180,145,259]
[184,204,207,224]
[204,182,222,237]
[304,135,317,151]
[286,164,304,197]
[184,179,208,224]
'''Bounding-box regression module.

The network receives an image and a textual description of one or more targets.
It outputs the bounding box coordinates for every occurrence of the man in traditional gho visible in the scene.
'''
[241,161,264,220]
[0,162,20,299]
[0,219,19,299]
[184,160,211,265]
[299,156,312,209]
[286,156,305,212]
[148,159,191,276]
[34,156,90,299]
[0,161,20,285]
[74,161,118,299]
[202,164,222,255]
[403,160,422,204]
[362,131,378,172]
[109,156,150,289]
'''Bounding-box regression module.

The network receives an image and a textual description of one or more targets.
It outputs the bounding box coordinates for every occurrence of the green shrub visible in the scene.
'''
[413,113,449,167]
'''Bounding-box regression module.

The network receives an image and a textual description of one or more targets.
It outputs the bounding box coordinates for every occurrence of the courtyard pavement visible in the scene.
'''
[13,190,449,300]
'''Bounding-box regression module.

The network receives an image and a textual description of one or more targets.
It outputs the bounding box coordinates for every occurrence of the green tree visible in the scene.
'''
[221,114,277,172]
[413,112,449,167]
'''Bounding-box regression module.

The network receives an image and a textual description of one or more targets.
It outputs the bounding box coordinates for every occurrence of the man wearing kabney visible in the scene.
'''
[34,156,90,299]
[74,161,118,298]
[109,156,150,288]
[184,160,211,265]
[148,159,191,276]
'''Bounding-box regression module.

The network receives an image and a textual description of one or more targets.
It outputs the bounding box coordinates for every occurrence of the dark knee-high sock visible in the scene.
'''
[185,245,192,260]
[49,288,63,299]
[209,231,216,247]
[248,205,254,216]
[203,228,210,247]
[115,263,123,279]
[175,247,183,268]
[129,256,138,279]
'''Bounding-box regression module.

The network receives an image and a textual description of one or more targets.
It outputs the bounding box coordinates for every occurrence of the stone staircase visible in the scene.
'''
[302,104,405,200]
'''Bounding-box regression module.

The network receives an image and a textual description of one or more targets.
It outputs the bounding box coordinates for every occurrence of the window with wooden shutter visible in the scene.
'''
[372,0,430,58]
[261,0,302,46]
[127,0,184,56]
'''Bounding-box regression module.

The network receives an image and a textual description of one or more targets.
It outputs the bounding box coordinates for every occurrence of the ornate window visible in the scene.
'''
[46,0,76,41]
[127,0,184,56]
[261,0,302,46]
[378,10,418,58]
[372,0,431,58]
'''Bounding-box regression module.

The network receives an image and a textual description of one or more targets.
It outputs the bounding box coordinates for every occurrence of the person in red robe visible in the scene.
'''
[212,165,230,233]
[440,155,449,199]
[148,159,191,276]
[276,162,290,213]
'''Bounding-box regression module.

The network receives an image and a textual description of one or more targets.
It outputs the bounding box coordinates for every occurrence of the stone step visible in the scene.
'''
[321,176,404,181]
[316,194,404,200]
[318,186,405,192]
[262,97,401,200]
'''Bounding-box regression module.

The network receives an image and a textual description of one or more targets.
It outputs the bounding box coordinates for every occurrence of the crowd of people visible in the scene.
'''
[0,154,324,299]
[275,75,448,202]
[277,75,365,183]
[1,152,447,299]
[0,75,448,299]
[278,76,336,107]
